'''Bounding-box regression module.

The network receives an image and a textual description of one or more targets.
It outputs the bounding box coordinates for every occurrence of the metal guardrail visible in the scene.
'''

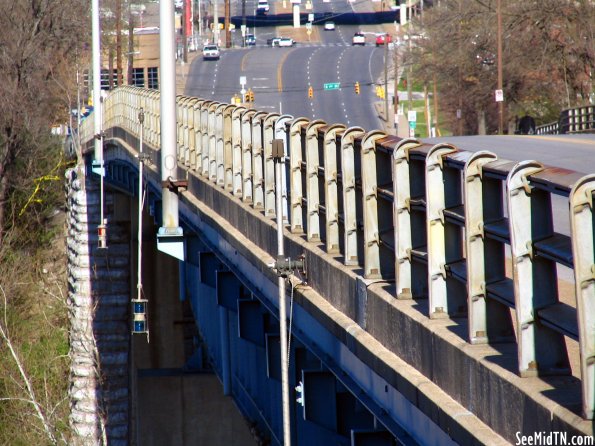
[83,86,595,421]
[537,104,595,135]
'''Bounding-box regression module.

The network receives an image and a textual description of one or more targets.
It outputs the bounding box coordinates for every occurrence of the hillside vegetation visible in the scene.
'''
[0,0,85,443]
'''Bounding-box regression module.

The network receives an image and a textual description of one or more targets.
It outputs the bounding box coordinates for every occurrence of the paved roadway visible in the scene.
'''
[184,0,389,130]
[182,0,595,266]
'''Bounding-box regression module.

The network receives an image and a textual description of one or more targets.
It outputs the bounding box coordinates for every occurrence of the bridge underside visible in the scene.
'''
[86,129,589,445]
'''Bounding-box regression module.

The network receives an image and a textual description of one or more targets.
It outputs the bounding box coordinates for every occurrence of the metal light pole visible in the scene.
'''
[157,0,184,262]
[496,0,504,134]
[91,0,102,164]
[273,140,291,446]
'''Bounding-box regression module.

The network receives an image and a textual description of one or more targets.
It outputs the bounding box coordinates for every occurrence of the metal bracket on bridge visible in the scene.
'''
[161,177,188,194]
[274,254,306,280]
[136,152,152,164]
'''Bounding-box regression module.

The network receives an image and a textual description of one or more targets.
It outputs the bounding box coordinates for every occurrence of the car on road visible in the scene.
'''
[202,45,220,60]
[375,33,392,46]
[256,0,269,14]
[352,32,365,46]
[245,34,256,46]
[267,36,281,46]
[324,21,335,31]
[278,37,294,47]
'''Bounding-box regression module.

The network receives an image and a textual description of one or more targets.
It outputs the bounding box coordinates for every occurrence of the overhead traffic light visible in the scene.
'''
[308,86,313,99]
[355,81,360,95]
[245,89,254,103]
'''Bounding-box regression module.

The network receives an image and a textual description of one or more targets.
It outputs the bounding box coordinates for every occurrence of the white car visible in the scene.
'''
[256,0,269,14]
[324,21,335,31]
[202,45,220,60]
[352,32,365,46]
[278,37,294,47]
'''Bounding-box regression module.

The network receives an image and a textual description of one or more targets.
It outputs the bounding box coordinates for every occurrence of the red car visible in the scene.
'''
[375,33,392,46]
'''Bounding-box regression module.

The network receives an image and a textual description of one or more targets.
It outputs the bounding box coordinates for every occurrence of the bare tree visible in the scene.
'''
[0,0,85,246]
[411,0,595,134]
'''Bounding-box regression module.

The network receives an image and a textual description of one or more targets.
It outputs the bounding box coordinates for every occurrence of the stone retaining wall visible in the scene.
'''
[66,167,131,445]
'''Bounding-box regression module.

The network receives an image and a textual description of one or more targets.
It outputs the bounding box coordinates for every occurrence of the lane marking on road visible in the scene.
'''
[277,49,294,92]
[523,135,595,146]
[240,51,251,72]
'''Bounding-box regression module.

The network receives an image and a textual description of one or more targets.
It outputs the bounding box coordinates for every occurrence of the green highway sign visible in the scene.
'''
[324,82,340,90]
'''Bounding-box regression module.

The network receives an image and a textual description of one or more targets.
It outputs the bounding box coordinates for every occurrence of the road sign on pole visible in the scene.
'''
[323,82,340,90]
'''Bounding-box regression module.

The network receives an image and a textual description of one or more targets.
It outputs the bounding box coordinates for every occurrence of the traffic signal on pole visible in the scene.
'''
[355,81,360,94]
[245,89,254,103]
[249,90,254,102]
[308,86,313,98]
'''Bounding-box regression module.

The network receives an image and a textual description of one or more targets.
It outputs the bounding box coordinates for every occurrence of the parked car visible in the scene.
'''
[352,32,365,46]
[278,37,294,47]
[375,33,392,46]
[245,34,256,46]
[202,45,220,60]
[324,21,335,31]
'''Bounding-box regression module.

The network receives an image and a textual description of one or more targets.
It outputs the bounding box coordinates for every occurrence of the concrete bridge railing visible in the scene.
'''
[82,86,595,428]
[537,104,595,135]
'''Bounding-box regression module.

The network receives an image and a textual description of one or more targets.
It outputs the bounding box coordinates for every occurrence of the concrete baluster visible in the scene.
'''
[392,138,421,299]
[190,100,203,170]
[289,118,309,233]
[425,144,458,318]
[360,131,386,279]
[323,124,346,254]
[305,120,326,242]
[569,174,595,420]
[207,102,219,181]
[200,101,212,177]
[463,151,498,343]
[215,103,226,187]
[274,115,294,225]
[231,106,247,196]
[340,127,364,266]
[251,112,267,209]
[241,110,256,203]
[507,161,569,376]
[223,104,235,192]
[176,96,184,162]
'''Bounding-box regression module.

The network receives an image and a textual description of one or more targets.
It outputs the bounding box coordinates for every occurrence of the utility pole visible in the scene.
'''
[496,0,504,134]
[242,0,247,47]
[225,0,231,48]
[183,0,188,63]
[127,2,134,85]
[214,0,219,45]
[116,0,123,86]
[393,44,399,134]
[198,0,203,39]
[384,35,389,127]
